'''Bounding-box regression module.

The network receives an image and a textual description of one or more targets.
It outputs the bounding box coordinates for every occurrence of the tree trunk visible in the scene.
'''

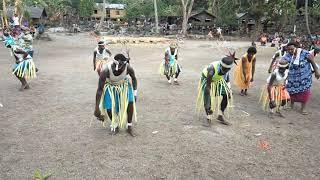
[181,0,194,35]
[305,0,311,35]
[2,0,8,27]
[211,0,217,16]
[154,0,159,34]
[98,0,106,31]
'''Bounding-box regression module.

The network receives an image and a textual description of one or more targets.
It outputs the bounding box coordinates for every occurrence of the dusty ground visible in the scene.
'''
[0,33,320,180]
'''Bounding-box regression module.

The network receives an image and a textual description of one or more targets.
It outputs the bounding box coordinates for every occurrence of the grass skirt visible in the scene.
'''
[259,84,290,111]
[13,59,37,79]
[159,61,178,77]
[99,79,137,129]
[196,77,233,116]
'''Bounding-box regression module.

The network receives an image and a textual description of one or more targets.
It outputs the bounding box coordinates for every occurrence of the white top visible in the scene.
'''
[95,47,109,61]
[165,47,177,57]
[13,16,20,26]
[106,63,128,85]
[217,27,222,34]
[267,69,288,86]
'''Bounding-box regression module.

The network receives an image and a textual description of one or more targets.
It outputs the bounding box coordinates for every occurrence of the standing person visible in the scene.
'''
[94,54,138,136]
[196,54,237,125]
[12,14,20,29]
[159,43,181,84]
[260,60,290,117]
[282,42,320,115]
[93,41,112,76]
[234,47,257,96]
[268,44,287,73]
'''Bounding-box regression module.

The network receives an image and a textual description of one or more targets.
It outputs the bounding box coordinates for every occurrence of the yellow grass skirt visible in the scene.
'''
[196,77,233,116]
[99,79,137,129]
[13,59,37,79]
[259,84,290,111]
[159,61,177,77]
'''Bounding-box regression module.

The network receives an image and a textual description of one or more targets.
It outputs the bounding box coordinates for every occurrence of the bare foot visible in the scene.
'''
[24,84,30,89]
[276,111,285,118]
[217,115,231,125]
[127,127,136,137]
[109,127,119,135]
[301,111,308,115]
[268,112,274,119]
[174,81,179,85]
[19,84,27,91]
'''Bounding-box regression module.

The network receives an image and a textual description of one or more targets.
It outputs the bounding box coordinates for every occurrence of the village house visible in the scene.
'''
[91,3,126,21]
[7,6,47,26]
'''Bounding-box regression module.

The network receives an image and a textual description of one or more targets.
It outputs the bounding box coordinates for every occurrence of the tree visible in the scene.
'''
[180,0,194,35]
[97,0,105,30]
[305,0,311,35]
[79,0,94,18]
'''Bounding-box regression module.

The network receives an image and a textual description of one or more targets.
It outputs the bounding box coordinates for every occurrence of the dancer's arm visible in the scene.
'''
[242,57,247,83]
[268,52,279,73]
[128,65,137,90]
[93,51,97,71]
[267,74,277,108]
[205,66,214,97]
[307,54,320,79]
[251,57,256,82]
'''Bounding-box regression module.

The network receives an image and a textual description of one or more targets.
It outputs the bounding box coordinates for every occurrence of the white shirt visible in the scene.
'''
[217,27,222,34]
[13,16,20,26]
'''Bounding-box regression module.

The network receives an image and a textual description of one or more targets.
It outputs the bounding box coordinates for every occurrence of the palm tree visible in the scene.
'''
[305,0,311,35]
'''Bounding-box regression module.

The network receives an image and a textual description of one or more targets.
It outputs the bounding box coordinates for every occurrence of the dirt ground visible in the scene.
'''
[1,33,320,180]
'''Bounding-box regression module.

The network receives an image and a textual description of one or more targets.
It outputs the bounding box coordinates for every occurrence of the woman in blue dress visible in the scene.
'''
[282,42,320,115]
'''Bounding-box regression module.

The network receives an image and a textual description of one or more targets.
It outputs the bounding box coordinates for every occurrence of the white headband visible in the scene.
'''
[220,61,233,68]
[278,63,289,68]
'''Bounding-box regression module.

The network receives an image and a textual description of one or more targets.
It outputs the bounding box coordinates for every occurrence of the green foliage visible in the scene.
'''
[310,0,320,17]
[34,169,52,180]
[79,0,94,17]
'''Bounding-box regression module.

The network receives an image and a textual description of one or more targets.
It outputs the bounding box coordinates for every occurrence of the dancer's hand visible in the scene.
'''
[94,109,101,118]
[315,72,320,79]
[268,68,272,74]
[269,101,276,109]
[134,90,138,102]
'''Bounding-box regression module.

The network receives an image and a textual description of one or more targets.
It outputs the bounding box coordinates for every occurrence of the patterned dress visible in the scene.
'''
[282,49,312,103]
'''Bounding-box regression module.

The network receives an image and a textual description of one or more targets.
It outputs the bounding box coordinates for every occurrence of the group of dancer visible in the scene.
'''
[91,37,320,135]
[3,30,319,136]
[2,27,37,91]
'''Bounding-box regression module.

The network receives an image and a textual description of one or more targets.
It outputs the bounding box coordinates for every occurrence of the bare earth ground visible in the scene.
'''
[0,33,320,180]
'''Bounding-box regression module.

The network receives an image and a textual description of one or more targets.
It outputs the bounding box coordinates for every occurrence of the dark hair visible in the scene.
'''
[286,41,299,48]
[247,47,257,54]
[114,54,127,62]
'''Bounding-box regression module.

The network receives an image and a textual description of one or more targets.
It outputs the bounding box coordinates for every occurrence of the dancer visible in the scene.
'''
[283,42,320,115]
[8,42,37,91]
[260,60,290,117]
[93,41,112,75]
[196,54,237,125]
[268,44,287,73]
[234,47,257,96]
[160,43,181,84]
[94,54,137,136]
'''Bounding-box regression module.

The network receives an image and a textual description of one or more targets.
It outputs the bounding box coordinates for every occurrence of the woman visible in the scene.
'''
[234,47,257,96]
[282,42,320,115]
[260,60,290,117]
